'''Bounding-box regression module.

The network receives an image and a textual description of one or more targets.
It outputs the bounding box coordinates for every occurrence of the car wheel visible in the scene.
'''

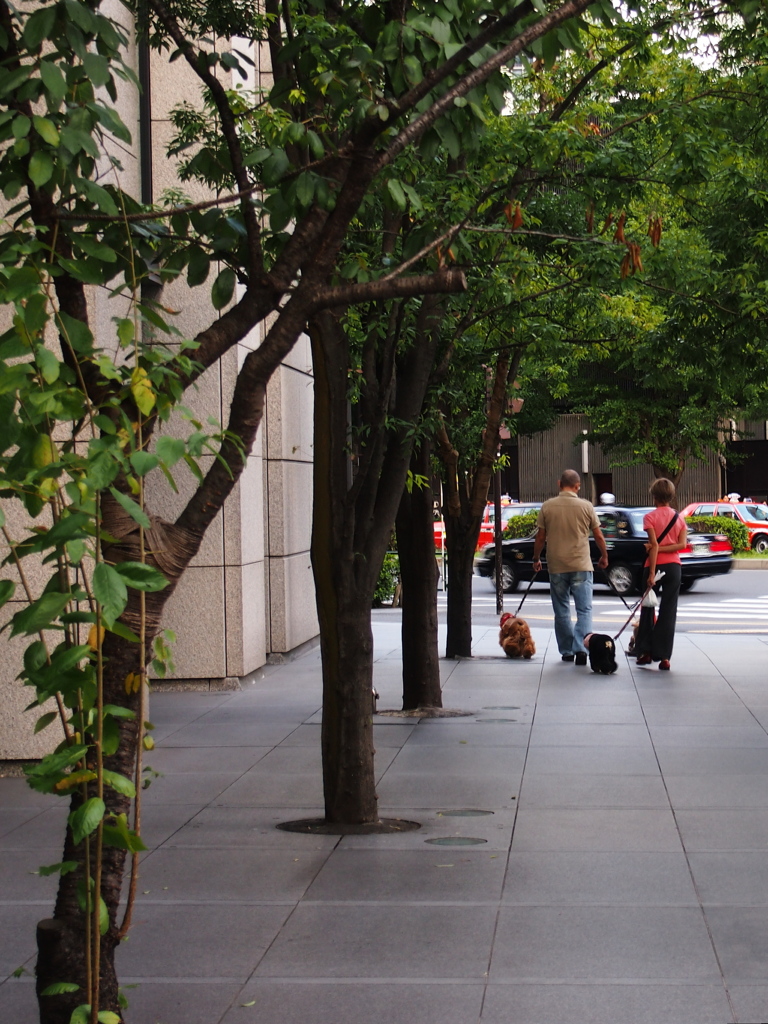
[679,578,696,593]
[606,563,637,596]
[752,535,768,555]
[492,561,519,593]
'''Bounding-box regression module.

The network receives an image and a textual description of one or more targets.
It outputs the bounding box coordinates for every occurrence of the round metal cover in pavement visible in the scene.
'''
[436,809,494,817]
[425,837,488,846]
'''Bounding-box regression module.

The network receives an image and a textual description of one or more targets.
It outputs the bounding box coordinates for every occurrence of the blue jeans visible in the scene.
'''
[549,571,593,655]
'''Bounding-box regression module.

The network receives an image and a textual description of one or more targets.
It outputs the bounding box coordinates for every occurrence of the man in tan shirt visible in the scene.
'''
[533,470,609,665]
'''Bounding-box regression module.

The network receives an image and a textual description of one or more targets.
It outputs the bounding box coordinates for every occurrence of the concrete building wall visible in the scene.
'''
[0,11,317,757]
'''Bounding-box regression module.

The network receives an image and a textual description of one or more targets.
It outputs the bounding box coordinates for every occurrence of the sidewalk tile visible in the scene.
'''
[489,907,722,982]
[254,904,497,979]
[219,981,484,1024]
[480,982,732,1023]
[511,809,682,852]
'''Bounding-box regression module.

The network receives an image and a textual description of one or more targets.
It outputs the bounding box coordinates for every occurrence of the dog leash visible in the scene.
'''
[597,563,636,613]
[612,571,665,641]
[513,569,540,617]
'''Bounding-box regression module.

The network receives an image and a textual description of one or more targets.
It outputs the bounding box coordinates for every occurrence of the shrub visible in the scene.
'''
[685,515,749,552]
[373,552,400,606]
[502,510,539,540]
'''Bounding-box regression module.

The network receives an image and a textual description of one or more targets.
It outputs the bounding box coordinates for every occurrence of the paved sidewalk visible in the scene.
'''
[2,622,768,1023]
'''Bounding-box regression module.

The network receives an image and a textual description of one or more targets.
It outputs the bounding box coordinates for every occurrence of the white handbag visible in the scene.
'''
[641,570,664,608]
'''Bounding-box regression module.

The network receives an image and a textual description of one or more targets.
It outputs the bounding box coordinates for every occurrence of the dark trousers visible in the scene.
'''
[636,562,681,662]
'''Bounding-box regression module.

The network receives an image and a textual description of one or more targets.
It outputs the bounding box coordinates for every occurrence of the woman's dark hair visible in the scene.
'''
[650,477,675,505]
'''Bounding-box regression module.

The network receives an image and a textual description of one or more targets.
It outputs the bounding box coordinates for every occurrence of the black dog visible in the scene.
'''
[585,633,618,674]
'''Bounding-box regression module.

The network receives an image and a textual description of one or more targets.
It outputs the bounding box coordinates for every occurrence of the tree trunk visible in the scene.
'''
[310,296,444,820]
[36,592,167,1024]
[444,510,482,659]
[311,312,381,824]
[36,409,266,1019]
[396,443,442,710]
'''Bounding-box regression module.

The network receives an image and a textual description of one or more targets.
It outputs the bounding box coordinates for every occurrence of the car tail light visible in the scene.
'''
[709,536,732,552]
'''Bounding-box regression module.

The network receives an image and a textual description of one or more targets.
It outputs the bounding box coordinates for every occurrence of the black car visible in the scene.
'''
[473,505,734,596]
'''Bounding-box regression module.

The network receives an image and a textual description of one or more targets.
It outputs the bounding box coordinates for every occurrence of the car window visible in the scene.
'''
[626,511,648,536]
[716,506,738,519]
[697,504,715,516]
[616,516,632,537]
[597,513,618,538]
[742,504,768,522]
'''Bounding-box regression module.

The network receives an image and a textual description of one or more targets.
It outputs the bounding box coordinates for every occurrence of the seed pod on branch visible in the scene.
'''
[600,212,614,234]
[648,216,662,247]
[613,210,626,244]
[512,204,523,230]
[586,201,595,234]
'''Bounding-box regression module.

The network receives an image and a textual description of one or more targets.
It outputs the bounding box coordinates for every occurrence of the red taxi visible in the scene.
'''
[681,501,768,554]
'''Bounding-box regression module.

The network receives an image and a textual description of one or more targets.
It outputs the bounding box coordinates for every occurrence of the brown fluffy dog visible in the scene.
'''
[499,612,536,659]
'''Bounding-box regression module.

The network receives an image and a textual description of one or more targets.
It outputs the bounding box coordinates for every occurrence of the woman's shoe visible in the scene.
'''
[636,654,652,665]
[659,660,670,671]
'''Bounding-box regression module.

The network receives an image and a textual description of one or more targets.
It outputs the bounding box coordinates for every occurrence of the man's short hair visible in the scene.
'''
[650,477,675,504]
[560,469,581,488]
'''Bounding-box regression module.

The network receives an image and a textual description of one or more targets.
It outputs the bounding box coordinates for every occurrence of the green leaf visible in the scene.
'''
[23,6,58,50]
[386,178,407,211]
[129,450,159,476]
[70,1004,90,1024]
[92,562,128,627]
[107,620,142,644]
[102,814,147,852]
[296,172,314,207]
[79,178,118,215]
[211,268,236,310]
[33,115,59,147]
[39,61,67,107]
[37,861,78,878]
[108,486,151,530]
[83,52,110,88]
[101,769,135,797]
[102,714,120,755]
[116,317,134,347]
[28,151,54,186]
[98,1011,122,1024]
[34,344,60,384]
[431,16,451,44]
[0,579,15,609]
[34,711,58,734]
[262,149,289,185]
[64,0,95,32]
[10,591,71,637]
[69,796,105,844]
[114,561,168,592]
[40,982,80,996]
[12,114,31,139]
[155,435,185,467]
[187,246,210,287]
[57,311,94,354]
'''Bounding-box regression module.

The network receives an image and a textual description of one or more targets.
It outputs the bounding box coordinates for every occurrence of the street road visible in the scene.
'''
[459,568,768,635]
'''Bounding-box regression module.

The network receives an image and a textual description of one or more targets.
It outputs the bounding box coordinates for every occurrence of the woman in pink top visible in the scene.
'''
[635,478,688,670]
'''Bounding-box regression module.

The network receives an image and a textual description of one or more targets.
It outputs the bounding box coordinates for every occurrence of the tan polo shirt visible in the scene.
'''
[537,491,600,573]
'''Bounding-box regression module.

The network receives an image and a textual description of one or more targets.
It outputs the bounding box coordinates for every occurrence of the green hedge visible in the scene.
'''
[685,515,749,553]
[502,510,539,540]
[373,552,400,606]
